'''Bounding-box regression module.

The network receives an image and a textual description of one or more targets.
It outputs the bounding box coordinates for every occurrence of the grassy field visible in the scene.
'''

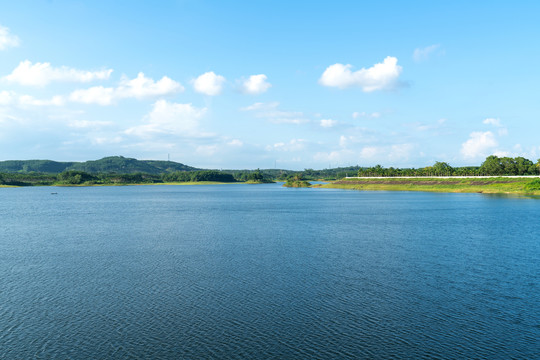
[319,177,540,195]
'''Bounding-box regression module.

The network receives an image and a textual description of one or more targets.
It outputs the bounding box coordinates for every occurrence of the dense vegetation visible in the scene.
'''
[356,156,540,177]
[324,177,540,195]
[1,155,540,188]
[0,156,197,174]
[0,170,235,186]
[162,170,236,183]
[283,173,311,188]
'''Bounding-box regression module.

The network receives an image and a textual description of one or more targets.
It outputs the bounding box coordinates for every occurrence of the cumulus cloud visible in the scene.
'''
[70,86,115,105]
[0,25,19,50]
[192,71,226,96]
[18,94,65,106]
[0,90,66,107]
[67,120,113,129]
[242,102,308,124]
[4,60,113,86]
[125,99,207,138]
[240,74,271,94]
[320,119,337,128]
[118,73,183,98]
[69,73,183,105]
[319,56,402,91]
[266,139,306,152]
[413,44,441,62]
[0,90,14,105]
[461,131,498,159]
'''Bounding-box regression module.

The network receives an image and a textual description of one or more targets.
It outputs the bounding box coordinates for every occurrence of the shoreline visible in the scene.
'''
[3,178,540,196]
[320,177,540,196]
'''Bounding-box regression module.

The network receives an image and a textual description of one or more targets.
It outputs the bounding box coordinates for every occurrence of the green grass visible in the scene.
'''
[321,177,540,195]
[283,180,312,188]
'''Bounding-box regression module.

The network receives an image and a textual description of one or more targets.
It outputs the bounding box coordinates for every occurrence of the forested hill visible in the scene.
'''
[0,156,198,174]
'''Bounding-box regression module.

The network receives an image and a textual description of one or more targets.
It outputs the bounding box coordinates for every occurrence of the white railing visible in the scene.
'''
[345,175,540,179]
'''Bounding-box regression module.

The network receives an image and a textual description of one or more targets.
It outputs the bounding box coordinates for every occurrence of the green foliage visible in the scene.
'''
[162,170,236,183]
[524,179,540,191]
[57,171,97,185]
[0,156,197,175]
[0,160,72,173]
[356,156,540,177]
[283,179,311,188]
[247,169,263,181]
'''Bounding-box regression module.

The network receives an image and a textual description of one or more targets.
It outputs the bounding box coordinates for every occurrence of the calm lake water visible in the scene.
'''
[1,184,539,359]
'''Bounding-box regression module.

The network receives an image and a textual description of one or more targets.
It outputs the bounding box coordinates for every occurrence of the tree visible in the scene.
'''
[433,162,454,176]
[480,156,504,175]
[247,169,263,181]
[57,170,96,184]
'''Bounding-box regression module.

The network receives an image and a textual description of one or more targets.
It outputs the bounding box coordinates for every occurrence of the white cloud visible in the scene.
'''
[67,120,113,129]
[482,118,508,136]
[352,111,381,119]
[227,139,243,146]
[69,86,115,105]
[91,136,123,145]
[4,60,113,86]
[389,143,414,161]
[483,118,501,127]
[0,25,19,50]
[240,102,279,112]
[240,74,271,94]
[413,44,441,62]
[319,56,402,91]
[18,94,65,106]
[461,131,498,159]
[125,99,207,138]
[117,73,183,98]
[267,139,306,152]
[69,73,183,105]
[493,150,510,157]
[360,146,379,159]
[242,102,308,124]
[0,90,14,105]
[192,71,225,96]
[320,119,337,128]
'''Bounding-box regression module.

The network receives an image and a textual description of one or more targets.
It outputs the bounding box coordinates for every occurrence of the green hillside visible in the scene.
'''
[0,156,198,174]
[0,160,73,173]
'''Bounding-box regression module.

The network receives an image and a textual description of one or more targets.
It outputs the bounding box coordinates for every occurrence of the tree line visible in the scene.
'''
[357,156,540,177]
[2,155,539,186]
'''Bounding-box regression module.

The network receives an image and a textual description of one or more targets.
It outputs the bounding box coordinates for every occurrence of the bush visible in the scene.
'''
[524,179,540,191]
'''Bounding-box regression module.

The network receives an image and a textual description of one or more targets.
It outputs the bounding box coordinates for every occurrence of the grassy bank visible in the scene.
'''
[320,177,540,195]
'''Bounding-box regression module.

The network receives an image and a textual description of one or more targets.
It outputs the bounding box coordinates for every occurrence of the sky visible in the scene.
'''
[0,0,539,170]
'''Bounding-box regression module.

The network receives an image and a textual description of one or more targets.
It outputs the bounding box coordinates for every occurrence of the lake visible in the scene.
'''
[1,184,539,359]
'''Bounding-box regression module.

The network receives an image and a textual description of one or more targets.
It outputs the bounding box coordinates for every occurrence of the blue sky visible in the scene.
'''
[1,0,539,169]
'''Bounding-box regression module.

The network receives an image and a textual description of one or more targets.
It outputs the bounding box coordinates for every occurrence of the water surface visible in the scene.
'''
[1,185,539,358]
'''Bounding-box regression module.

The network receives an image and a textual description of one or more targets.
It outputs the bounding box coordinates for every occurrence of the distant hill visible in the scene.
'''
[0,156,198,174]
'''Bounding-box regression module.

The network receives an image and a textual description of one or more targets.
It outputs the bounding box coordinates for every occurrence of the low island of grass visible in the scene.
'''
[283,174,311,188]
[320,177,540,195]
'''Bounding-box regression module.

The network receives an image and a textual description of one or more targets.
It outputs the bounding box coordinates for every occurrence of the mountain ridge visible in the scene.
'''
[0,156,198,174]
